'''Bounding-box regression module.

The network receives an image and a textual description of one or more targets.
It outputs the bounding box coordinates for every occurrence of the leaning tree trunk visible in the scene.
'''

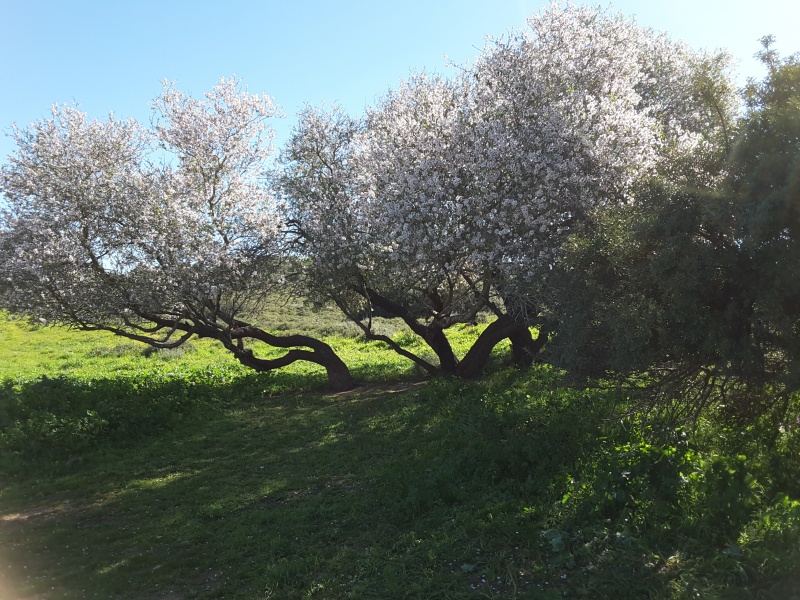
[66,311,357,392]
[223,325,355,392]
[362,287,459,375]
[422,325,459,375]
[455,315,517,378]
[356,286,548,379]
[454,316,549,378]
[509,323,549,368]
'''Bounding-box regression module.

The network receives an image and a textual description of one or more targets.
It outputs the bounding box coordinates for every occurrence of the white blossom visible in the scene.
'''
[1,78,284,333]
[280,2,738,333]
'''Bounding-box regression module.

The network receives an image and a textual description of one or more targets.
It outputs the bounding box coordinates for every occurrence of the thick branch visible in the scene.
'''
[223,324,355,392]
[332,295,440,376]
[361,286,458,373]
[455,315,517,378]
[81,314,355,392]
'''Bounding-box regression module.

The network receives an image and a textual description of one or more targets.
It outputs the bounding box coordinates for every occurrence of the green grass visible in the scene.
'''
[1,314,799,599]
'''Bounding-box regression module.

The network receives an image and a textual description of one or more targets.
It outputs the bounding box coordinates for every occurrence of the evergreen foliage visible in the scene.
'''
[549,41,800,421]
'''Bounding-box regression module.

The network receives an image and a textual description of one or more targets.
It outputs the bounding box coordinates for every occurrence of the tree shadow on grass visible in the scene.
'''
[0,368,795,599]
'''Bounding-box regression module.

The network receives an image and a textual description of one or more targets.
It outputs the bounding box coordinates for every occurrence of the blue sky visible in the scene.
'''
[1,0,797,162]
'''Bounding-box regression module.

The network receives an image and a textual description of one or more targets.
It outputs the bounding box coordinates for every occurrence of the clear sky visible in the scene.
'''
[1,0,797,163]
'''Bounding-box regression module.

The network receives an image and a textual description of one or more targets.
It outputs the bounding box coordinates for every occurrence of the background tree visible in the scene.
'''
[278,3,737,378]
[0,79,354,391]
[548,40,800,421]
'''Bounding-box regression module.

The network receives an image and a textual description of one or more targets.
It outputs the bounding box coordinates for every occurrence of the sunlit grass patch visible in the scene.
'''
[1,313,798,598]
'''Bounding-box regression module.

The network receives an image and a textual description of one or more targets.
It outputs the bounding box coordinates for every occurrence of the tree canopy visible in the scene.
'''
[0,78,354,391]
[277,3,738,377]
[548,39,800,421]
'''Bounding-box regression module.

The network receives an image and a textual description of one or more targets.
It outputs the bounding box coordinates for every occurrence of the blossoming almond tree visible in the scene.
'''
[0,78,355,391]
[279,87,504,377]
[278,3,738,378]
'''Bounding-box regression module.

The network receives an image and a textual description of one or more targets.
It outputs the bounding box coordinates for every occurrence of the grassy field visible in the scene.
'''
[1,311,799,599]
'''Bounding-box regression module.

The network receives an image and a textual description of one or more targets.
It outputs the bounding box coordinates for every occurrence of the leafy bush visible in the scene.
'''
[549,45,800,423]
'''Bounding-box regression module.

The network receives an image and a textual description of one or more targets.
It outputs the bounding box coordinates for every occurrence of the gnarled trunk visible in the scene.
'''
[362,287,459,375]
[111,316,357,393]
[224,325,355,392]
[423,325,459,374]
[509,324,549,368]
[455,317,549,378]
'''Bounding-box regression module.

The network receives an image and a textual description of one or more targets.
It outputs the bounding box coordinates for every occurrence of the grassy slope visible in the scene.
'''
[1,314,799,599]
